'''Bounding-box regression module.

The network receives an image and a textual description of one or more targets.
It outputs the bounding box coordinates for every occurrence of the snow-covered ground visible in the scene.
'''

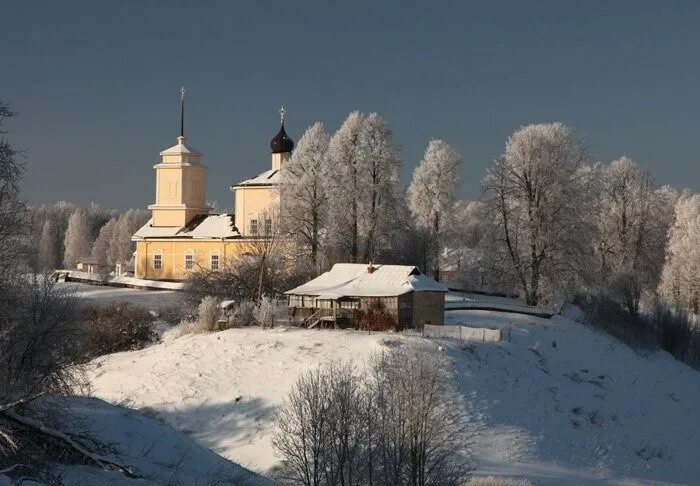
[56,281,183,311]
[88,327,412,474]
[2,396,272,485]
[84,306,700,485]
[446,307,700,485]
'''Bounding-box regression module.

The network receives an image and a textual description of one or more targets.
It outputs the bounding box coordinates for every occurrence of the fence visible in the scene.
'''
[422,324,501,342]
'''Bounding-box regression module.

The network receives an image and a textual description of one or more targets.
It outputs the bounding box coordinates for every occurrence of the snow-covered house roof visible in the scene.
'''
[231,169,280,188]
[285,263,448,299]
[132,214,240,240]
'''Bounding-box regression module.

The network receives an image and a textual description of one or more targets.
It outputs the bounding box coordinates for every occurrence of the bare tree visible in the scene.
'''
[273,345,468,486]
[0,100,26,279]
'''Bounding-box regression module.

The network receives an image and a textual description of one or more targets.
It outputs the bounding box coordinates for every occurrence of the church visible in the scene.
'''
[131,92,294,281]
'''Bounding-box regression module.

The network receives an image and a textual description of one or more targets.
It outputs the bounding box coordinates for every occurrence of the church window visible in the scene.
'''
[211,253,220,271]
[153,253,162,270]
[264,219,272,235]
[184,252,194,271]
[250,219,258,235]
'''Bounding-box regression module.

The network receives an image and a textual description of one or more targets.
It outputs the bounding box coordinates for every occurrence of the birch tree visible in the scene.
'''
[659,193,700,314]
[482,123,590,306]
[63,209,92,268]
[407,139,462,281]
[280,122,331,272]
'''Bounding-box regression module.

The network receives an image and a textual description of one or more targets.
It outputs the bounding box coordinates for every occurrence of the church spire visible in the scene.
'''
[179,86,186,139]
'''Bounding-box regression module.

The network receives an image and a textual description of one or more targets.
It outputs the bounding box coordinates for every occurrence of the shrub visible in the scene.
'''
[156,301,194,326]
[197,296,222,331]
[230,300,256,328]
[80,302,155,357]
[650,302,700,368]
[574,294,656,349]
[254,295,278,329]
[577,293,700,369]
[357,299,397,332]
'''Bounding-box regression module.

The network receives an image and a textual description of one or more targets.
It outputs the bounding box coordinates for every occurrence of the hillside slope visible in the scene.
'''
[446,307,700,485]
[1,396,273,485]
[86,311,700,484]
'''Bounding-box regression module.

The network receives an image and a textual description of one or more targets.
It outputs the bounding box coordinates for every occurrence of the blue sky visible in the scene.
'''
[2,1,698,210]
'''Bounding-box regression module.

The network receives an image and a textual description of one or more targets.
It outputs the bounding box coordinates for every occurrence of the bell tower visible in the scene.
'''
[149,87,210,227]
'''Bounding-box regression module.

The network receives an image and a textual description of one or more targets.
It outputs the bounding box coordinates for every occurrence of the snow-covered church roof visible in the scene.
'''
[285,263,448,298]
[159,137,202,156]
[231,169,280,188]
[132,214,240,240]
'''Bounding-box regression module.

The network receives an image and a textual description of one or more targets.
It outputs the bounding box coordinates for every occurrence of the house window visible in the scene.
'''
[250,219,258,235]
[153,253,162,270]
[185,253,194,271]
[264,219,272,235]
[211,253,220,270]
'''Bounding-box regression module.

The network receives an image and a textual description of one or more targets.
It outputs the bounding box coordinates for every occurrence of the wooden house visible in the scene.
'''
[285,263,448,330]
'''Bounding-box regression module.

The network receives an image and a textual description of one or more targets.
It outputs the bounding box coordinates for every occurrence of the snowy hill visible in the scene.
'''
[0,396,273,485]
[83,307,700,484]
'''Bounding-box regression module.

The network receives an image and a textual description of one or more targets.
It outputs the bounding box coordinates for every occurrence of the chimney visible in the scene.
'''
[367,262,374,274]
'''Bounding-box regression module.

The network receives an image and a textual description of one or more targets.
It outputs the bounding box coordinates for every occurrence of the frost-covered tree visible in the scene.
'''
[408,139,462,281]
[38,219,58,270]
[109,209,148,264]
[482,123,590,306]
[327,112,401,263]
[280,122,331,271]
[328,112,365,263]
[590,157,676,314]
[659,193,700,314]
[63,209,92,269]
[357,112,401,262]
[0,100,26,278]
[91,217,117,265]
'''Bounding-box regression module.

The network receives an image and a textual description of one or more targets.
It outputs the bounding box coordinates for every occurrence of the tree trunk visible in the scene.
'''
[433,212,440,282]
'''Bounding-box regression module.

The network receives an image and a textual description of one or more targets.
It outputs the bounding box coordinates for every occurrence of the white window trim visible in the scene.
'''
[184,249,195,271]
[153,250,163,270]
[210,250,220,271]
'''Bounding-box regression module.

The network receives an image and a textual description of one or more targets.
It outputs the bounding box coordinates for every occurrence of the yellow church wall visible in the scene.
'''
[135,238,277,281]
[234,186,279,236]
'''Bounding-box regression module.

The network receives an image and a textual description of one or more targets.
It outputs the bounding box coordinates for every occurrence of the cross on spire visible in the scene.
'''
[180,86,186,138]
[279,105,286,126]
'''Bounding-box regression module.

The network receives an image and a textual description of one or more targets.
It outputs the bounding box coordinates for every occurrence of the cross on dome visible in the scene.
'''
[279,105,286,125]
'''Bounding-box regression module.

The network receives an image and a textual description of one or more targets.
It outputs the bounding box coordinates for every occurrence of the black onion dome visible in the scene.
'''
[270,124,294,153]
